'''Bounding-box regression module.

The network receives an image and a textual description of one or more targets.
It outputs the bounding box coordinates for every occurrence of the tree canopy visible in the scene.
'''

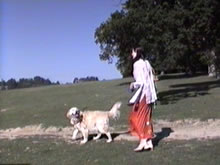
[95,0,220,77]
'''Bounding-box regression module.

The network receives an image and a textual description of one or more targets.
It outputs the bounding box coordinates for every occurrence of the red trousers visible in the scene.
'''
[129,96,153,140]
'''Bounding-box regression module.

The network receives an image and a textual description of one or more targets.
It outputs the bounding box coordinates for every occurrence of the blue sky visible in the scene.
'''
[0,0,124,83]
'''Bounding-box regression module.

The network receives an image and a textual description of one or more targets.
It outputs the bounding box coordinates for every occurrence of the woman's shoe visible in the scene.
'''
[134,140,146,152]
[144,140,153,151]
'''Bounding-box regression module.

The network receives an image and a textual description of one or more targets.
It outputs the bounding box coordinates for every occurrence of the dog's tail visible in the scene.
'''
[108,101,122,120]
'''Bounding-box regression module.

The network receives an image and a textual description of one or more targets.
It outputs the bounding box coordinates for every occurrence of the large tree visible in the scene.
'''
[95,0,219,77]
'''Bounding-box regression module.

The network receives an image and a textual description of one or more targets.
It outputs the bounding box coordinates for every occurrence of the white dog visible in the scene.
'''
[66,102,122,144]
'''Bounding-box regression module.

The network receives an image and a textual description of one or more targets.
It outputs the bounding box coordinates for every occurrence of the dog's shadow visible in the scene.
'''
[72,133,126,143]
[87,131,129,142]
[153,127,173,146]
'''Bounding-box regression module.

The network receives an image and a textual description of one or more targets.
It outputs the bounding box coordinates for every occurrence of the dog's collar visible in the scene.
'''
[79,115,83,122]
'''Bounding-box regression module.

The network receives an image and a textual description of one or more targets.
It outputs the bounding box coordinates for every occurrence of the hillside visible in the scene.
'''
[1,74,220,165]
[1,74,220,130]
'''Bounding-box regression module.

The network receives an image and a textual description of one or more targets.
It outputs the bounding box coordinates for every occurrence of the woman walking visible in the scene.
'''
[129,47,157,152]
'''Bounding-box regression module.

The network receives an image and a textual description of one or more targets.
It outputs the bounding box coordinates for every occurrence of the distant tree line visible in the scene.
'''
[0,76,60,90]
[73,76,99,84]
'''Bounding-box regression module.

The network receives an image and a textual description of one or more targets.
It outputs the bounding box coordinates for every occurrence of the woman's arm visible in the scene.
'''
[130,62,144,90]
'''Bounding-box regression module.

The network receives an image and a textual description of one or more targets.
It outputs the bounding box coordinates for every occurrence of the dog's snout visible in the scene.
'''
[75,111,80,118]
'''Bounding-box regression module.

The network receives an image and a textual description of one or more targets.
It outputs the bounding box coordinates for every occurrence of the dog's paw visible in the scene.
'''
[93,134,102,140]
[106,139,112,143]
[93,137,99,140]
[72,136,77,140]
[80,140,88,144]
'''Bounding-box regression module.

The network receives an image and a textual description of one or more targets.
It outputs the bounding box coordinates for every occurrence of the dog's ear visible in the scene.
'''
[66,110,71,119]
[79,113,83,121]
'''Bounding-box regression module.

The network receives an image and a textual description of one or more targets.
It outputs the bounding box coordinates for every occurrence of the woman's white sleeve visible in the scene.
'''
[132,64,144,89]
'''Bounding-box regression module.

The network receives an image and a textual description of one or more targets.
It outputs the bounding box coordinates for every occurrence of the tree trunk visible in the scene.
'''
[208,50,218,77]
[185,51,196,75]
[208,64,216,77]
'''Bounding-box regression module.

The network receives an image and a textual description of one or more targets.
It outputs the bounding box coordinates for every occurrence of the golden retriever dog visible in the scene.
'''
[66,102,122,144]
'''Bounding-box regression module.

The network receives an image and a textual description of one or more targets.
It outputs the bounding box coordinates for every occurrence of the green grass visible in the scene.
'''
[155,73,220,120]
[0,138,220,165]
[0,79,131,129]
[0,73,220,164]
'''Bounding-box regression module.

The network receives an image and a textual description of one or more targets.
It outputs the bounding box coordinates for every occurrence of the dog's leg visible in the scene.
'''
[93,133,102,140]
[80,128,88,144]
[105,132,112,143]
[72,129,79,140]
[97,125,112,143]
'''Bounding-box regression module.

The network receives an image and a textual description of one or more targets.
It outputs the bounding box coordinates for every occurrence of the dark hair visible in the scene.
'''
[133,47,144,62]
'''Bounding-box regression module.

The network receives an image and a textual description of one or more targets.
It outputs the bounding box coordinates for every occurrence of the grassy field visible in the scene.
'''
[0,73,220,164]
[1,138,220,165]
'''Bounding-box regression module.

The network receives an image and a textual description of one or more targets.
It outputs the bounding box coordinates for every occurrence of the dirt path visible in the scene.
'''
[1,119,220,143]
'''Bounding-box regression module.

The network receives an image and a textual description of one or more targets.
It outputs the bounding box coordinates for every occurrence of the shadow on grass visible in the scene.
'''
[158,79,220,105]
[86,131,129,142]
[159,72,207,80]
[153,127,173,147]
[118,81,132,86]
